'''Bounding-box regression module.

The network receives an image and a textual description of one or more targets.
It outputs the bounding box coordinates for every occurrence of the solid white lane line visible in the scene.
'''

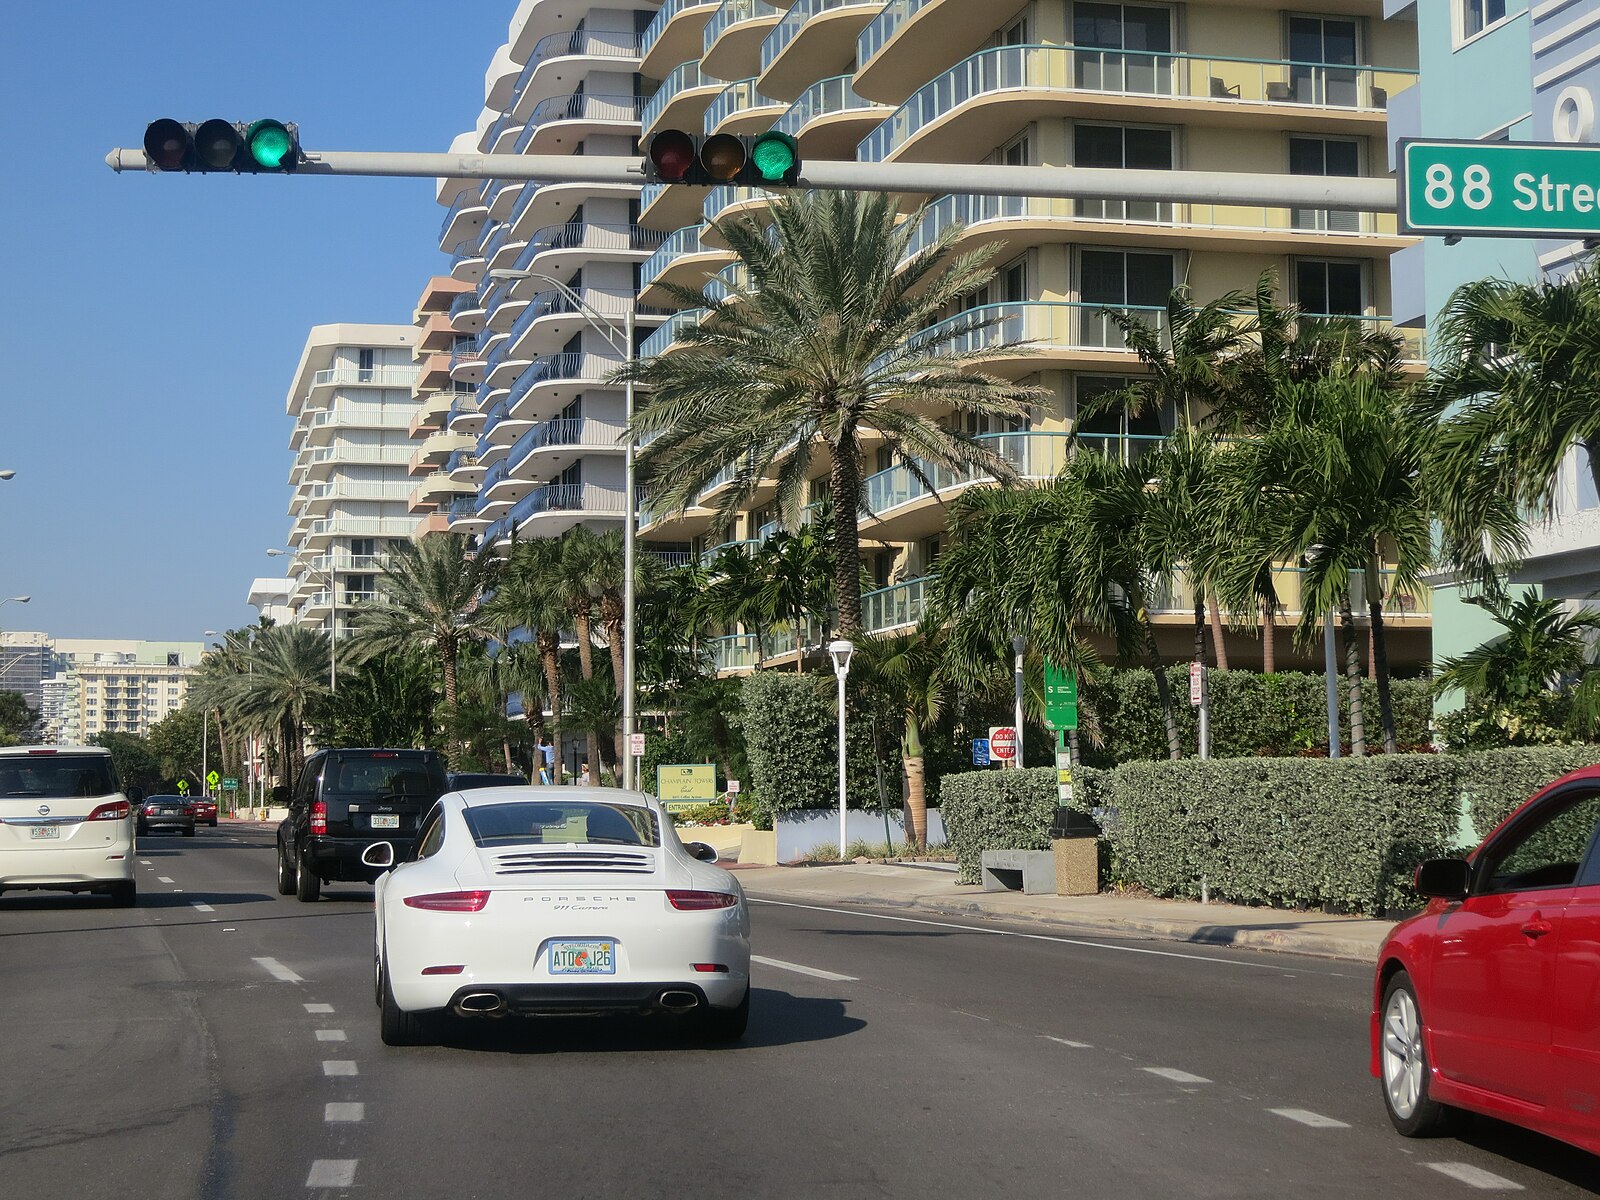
[1142,1067,1212,1084]
[1268,1108,1349,1129]
[1043,1035,1093,1049]
[253,957,305,983]
[748,898,1328,973]
[323,1061,358,1077]
[304,1003,335,1014]
[157,876,174,883]
[1423,1163,1523,1191]
[191,902,214,913]
[306,1160,357,1188]
[751,955,858,982]
[324,1103,364,1123]
[315,1029,347,1042]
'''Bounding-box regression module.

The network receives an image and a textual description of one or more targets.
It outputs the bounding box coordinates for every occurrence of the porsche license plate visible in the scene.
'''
[370,814,399,829]
[549,941,615,975]
[30,826,60,840]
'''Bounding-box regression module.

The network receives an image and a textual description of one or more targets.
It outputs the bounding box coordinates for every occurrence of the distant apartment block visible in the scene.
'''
[3,635,204,743]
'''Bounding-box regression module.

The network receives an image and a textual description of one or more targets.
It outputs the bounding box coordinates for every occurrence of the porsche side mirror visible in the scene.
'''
[684,841,719,864]
[1414,858,1471,900]
[361,842,395,869]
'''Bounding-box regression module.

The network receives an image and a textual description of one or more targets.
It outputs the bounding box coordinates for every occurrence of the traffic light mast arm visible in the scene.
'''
[105,147,1398,212]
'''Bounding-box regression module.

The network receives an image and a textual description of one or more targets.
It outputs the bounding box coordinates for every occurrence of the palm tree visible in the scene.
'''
[1425,265,1600,589]
[215,624,332,785]
[702,543,778,668]
[1434,593,1600,705]
[757,521,834,672]
[485,537,570,781]
[352,533,501,766]
[622,189,1043,638]
[854,619,952,847]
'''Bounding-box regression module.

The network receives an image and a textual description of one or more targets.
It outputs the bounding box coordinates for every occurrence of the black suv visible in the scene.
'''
[276,748,448,903]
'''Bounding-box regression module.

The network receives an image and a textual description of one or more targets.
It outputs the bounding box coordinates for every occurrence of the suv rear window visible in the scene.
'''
[322,755,445,800]
[0,755,118,799]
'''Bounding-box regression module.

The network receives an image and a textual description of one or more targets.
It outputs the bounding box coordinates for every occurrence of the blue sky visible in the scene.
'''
[0,1,509,641]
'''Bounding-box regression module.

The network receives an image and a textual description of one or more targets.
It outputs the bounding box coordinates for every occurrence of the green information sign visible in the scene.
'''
[222,777,238,791]
[655,764,718,815]
[1044,661,1079,731]
[1401,138,1600,240]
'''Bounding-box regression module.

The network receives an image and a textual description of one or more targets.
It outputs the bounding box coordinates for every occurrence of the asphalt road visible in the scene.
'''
[3,824,1599,1199]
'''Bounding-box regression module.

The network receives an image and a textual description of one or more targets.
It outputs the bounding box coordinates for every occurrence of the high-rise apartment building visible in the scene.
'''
[0,631,51,713]
[2,636,204,743]
[281,325,423,637]
[406,275,479,537]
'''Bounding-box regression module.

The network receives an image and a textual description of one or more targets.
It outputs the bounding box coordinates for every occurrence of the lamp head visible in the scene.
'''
[828,638,854,674]
[0,470,14,480]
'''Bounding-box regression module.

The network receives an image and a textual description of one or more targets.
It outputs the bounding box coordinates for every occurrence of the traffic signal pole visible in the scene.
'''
[106,148,1398,213]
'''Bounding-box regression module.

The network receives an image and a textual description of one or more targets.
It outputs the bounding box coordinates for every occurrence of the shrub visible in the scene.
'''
[1460,745,1600,838]
[940,766,1103,884]
[741,671,883,827]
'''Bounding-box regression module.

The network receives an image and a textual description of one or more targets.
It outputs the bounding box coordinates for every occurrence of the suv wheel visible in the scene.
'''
[295,845,322,903]
[275,844,296,896]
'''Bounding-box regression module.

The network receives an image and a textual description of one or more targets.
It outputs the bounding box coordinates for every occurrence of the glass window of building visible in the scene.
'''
[1289,135,1361,231]
[1075,123,1173,221]
[1293,258,1364,315]
[1073,3,1173,94]
[1459,0,1509,42]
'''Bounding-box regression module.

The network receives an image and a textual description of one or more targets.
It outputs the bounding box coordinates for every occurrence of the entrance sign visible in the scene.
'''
[655,764,718,814]
[1401,138,1600,239]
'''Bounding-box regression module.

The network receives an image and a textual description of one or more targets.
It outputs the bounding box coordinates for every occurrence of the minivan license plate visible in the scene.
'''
[30,826,60,840]
[370,814,399,829]
[549,941,614,974]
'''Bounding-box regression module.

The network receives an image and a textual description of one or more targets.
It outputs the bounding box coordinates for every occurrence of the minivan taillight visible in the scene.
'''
[666,890,738,911]
[88,801,130,821]
[310,800,327,836]
[403,891,490,912]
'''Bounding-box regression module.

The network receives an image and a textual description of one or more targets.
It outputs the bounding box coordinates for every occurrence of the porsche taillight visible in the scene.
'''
[666,890,738,911]
[310,800,327,836]
[87,801,131,821]
[403,891,491,912]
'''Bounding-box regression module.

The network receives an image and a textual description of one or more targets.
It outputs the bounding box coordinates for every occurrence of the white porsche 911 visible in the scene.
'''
[365,787,751,1046]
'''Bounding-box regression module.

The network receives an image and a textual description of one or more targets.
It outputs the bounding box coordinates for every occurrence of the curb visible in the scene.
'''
[745,886,1388,964]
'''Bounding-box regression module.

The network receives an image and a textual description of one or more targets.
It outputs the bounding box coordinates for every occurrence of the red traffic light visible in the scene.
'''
[143,119,191,171]
[648,130,696,183]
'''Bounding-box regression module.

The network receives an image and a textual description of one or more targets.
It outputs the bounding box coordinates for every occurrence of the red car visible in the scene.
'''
[1371,765,1600,1156]
[190,798,218,827]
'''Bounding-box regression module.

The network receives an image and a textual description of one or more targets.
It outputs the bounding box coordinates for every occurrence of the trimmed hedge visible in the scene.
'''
[740,671,886,826]
[939,746,1600,913]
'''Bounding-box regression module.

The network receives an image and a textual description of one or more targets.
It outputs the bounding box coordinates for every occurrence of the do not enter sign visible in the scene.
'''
[988,726,1018,761]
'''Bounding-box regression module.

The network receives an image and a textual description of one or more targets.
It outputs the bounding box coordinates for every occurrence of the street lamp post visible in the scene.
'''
[202,631,218,800]
[1304,544,1341,759]
[1011,634,1026,770]
[267,549,337,692]
[486,268,637,789]
[828,639,854,858]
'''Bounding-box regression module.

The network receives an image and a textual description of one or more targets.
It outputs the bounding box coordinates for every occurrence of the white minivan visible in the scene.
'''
[0,746,136,905]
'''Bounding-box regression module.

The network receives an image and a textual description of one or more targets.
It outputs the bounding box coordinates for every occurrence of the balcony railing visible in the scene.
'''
[641,224,707,289]
[308,516,415,538]
[507,351,625,411]
[860,44,1417,162]
[516,95,646,153]
[643,62,712,134]
[704,78,763,132]
[640,308,707,358]
[763,0,876,71]
[507,417,628,468]
[1149,567,1430,620]
[704,0,781,52]
[308,406,413,431]
[703,185,764,225]
[449,290,485,323]
[308,445,414,466]
[643,0,720,62]
[507,482,628,527]
[437,187,487,245]
[310,365,420,389]
[863,574,935,634]
[514,29,645,113]
[646,549,697,567]
[774,75,882,137]
[856,0,927,70]
[507,222,668,276]
[701,538,759,566]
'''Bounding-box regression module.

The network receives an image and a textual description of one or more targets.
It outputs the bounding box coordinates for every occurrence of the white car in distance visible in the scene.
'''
[367,787,751,1046]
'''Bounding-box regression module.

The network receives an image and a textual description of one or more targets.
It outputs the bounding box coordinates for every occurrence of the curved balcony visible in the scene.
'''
[640,308,707,359]
[639,179,706,238]
[416,311,456,354]
[861,45,1417,163]
[446,393,487,436]
[481,397,535,450]
[449,289,486,335]
[411,431,475,474]
[507,178,641,244]
[447,450,487,486]
[516,93,646,156]
[700,186,771,246]
[449,238,486,285]
[482,107,526,155]
[507,417,628,480]
[702,261,749,304]
[505,287,636,362]
[894,300,1165,380]
[505,222,669,288]
[448,495,488,533]
[416,352,453,393]
[448,338,487,384]
[513,29,646,117]
[483,176,526,223]
[642,0,721,78]
[772,75,891,158]
[642,62,723,139]
[862,431,1075,540]
[702,0,782,83]
[759,0,882,102]
[863,574,936,635]
[438,186,488,252]
[503,482,628,543]
[639,224,736,305]
[703,78,786,135]
[507,351,626,423]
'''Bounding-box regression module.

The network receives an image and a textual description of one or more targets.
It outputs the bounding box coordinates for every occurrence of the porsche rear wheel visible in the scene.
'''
[379,956,441,1047]
[699,986,750,1043]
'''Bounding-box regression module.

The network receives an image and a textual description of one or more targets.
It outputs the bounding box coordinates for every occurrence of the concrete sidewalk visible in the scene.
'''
[732,861,1396,964]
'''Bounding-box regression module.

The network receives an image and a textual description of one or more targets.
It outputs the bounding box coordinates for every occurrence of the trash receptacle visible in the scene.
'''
[1051,807,1100,896]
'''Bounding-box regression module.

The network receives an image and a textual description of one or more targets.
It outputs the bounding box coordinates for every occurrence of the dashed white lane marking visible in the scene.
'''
[324,1103,364,1123]
[748,898,1340,974]
[304,1003,335,1014]
[751,955,858,982]
[157,876,174,883]
[323,1061,358,1077]
[1043,1035,1093,1049]
[1424,1163,1523,1191]
[1269,1108,1349,1129]
[138,859,151,865]
[305,1160,357,1188]
[191,902,214,913]
[253,957,305,983]
[315,1029,347,1042]
[1142,1067,1212,1084]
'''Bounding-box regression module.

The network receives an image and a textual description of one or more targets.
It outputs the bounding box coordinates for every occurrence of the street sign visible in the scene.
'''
[988,726,1018,762]
[1189,662,1204,707]
[1400,138,1600,239]
[176,779,189,795]
[655,764,718,814]
[222,777,238,791]
[206,770,220,788]
[972,738,991,766]
[1044,661,1079,730]
[727,779,741,794]
[629,732,646,757]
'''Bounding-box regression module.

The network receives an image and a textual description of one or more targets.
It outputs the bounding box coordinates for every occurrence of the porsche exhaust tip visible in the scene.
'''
[456,992,506,1015]
[659,990,700,1011]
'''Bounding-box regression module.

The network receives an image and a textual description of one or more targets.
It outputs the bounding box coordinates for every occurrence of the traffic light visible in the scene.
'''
[141,119,302,173]
[643,130,800,187]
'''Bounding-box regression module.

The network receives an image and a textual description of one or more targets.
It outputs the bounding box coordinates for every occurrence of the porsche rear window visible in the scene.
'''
[0,756,118,799]
[462,802,659,848]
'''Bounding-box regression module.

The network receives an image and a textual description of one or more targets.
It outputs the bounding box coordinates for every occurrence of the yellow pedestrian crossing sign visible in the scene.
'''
[206,770,220,788]
[176,780,189,795]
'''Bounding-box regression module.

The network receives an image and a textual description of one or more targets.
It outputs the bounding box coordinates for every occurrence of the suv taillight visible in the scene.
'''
[88,801,131,821]
[403,891,490,912]
[666,890,738,911]
[310,800,327,836]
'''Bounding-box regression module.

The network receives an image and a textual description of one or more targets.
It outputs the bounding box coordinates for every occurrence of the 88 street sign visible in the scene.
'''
[1401,138,1600,239]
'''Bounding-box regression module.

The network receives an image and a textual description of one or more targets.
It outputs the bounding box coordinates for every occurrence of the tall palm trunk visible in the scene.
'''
[1142,614,1182,759]
[903,720,927,849]
[1338,590,1366,757]
[441,639,463,768]
[1208,597,1230,671]
[1260,596,1276,674]
[830,436,864,639]
[793,604,806,674]
[574,609,595,681]
[538,632,563,783]
[1192,593,1209,757]
[1367,554,1399,754]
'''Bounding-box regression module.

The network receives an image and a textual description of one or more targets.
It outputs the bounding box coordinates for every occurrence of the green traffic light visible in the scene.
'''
[246,119,294,169]
[751,133,797,183]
